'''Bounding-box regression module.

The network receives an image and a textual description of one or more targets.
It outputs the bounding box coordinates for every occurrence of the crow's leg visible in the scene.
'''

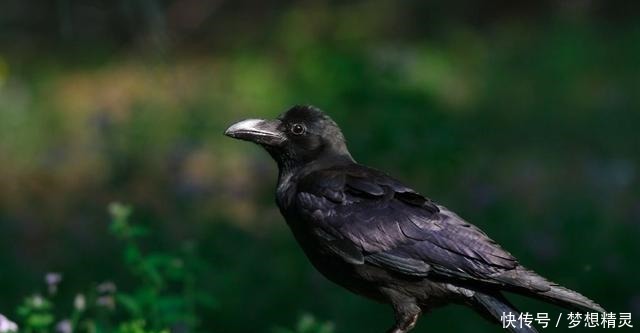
[382,288,421,333]
[386,309,420,333]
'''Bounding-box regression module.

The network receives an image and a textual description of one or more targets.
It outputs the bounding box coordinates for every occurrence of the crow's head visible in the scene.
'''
[225,105,353,168]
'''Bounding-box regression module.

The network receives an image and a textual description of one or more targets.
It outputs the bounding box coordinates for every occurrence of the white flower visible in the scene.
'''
[0,314,18,333]
[74,294,86,312]
[31,295,45,308]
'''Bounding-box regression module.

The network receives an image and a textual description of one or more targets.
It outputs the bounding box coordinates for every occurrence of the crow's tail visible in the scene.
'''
[473,292,539,333]
[497,267,605,314]
[531,282,605,314]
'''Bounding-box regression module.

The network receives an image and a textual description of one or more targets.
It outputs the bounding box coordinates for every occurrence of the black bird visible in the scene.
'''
[224,105,604,333]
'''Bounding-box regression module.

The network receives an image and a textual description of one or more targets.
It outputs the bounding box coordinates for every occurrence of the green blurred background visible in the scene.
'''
[1,1,639,332]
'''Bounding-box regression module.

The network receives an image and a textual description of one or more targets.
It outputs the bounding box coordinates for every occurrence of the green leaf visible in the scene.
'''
[27,313,54,328]
[116,293,142,316]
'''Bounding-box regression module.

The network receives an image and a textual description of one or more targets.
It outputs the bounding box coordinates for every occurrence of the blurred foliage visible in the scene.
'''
[108,202,216,332]
[11,204,212,333]
[272,314,334,333]
[8,203,324,333]
[0,1,639,332]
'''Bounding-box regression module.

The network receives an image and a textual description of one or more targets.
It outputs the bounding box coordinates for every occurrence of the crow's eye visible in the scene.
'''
[290,123,306,135]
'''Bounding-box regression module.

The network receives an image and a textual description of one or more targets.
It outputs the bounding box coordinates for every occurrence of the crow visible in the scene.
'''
[224,105,605,333]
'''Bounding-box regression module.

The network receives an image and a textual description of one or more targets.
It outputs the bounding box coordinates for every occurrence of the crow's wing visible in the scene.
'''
[295,164,521,284]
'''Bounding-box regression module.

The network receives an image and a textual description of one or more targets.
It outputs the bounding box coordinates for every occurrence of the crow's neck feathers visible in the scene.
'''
[275,145,354,209]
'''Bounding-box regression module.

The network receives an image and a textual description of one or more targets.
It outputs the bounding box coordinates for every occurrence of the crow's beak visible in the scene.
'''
[224,119,286,146]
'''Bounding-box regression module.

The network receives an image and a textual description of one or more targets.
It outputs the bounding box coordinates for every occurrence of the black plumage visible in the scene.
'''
[224,105,604,333]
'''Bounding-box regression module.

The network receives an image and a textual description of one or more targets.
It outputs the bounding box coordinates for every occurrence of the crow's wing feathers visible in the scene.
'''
[296,165,518,282]
[366,251,431,276]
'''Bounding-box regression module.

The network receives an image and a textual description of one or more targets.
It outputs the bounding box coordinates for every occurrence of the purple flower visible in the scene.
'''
[45,272,63,295]
[56,320,72,333]
[96,296,115,310]
[97,281,117,294]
